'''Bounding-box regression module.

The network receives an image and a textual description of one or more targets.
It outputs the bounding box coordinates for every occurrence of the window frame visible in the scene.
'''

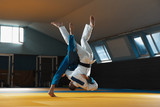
[132,35,150,58]
[146,33,160,55]
[0,25,24,44]
[94,44,112,63]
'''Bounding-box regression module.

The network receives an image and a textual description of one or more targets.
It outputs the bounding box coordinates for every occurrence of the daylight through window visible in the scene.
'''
[146,32,160,55]
[133,36,149,57]
[0,26,24,44]
[95,45,111,62]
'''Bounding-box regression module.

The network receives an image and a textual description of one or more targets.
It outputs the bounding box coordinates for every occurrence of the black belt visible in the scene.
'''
[79,62,91,68]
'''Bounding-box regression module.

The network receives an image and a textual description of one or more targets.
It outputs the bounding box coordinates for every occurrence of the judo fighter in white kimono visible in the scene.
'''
[49,16,98,97]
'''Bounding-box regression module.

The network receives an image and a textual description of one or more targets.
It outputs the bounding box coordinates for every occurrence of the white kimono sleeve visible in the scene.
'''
[86,80,98,91]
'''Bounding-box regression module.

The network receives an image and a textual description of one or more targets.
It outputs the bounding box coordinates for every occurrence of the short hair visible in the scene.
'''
[69,81,76,90]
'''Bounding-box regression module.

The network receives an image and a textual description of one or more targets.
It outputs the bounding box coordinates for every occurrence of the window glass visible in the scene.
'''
[1,26,12,43]
[146,35,158,54]
[152,32,160,52]
[12,27,19,43]
[134,36,148,56]
[95,45,111,61]
[0,26,24,44]
[20,28,24,43]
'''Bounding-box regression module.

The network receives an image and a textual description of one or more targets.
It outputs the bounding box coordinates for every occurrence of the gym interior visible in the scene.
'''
[0,0,160,107]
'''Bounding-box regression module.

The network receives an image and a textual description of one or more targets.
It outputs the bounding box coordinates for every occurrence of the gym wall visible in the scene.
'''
[0,27,67,56]
[91,56,160,90]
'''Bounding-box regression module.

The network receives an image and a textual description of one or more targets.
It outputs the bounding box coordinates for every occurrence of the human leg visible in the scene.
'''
[81,16,95,42]
[80,16,95,55]
[49,24,80,97]
[49,55,69,97]
[69,23,74,35]
[51,55,69,85]
[51,21,70,45]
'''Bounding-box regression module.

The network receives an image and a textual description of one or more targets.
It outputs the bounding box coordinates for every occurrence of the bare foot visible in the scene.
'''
[90,16,95,28]
[51,22,63,28]
[48,90,56,97]
[69,23,74,35]
[48,85,56,97]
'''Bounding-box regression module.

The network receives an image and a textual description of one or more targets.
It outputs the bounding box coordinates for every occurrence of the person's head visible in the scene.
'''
[68,81,77,90]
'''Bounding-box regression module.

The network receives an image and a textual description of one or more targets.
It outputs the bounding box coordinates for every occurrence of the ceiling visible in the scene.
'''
[0,0,160,43]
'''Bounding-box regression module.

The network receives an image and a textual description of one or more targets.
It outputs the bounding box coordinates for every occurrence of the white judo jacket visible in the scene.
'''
[59,24,98,91]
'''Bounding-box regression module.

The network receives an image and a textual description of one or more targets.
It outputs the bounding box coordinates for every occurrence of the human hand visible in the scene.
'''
[90,59,96,64]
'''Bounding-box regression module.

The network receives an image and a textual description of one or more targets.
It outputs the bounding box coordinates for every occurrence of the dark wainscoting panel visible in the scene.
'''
[91,57,160,90]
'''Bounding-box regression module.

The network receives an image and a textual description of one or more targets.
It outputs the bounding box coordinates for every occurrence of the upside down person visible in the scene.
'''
[48,16,98,97]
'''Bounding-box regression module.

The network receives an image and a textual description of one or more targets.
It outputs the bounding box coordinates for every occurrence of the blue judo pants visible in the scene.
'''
[51,35,79,85]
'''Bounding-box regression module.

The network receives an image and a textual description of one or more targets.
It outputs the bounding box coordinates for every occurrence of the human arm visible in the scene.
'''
[81,74,98,91]
[70,74,98,91]
[86,79,98,91]
[81,74,90,80]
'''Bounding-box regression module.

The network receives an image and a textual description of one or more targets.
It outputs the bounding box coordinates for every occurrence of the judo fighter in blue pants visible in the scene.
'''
[49,16,98,97]
[48,23,79,97]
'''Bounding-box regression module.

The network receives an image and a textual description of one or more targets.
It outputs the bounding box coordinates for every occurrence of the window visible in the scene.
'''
[0,26,24,44]
[95,45,111,62]
[146,32,160,55]
[152,33,160,52]
[133,36,149,57]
